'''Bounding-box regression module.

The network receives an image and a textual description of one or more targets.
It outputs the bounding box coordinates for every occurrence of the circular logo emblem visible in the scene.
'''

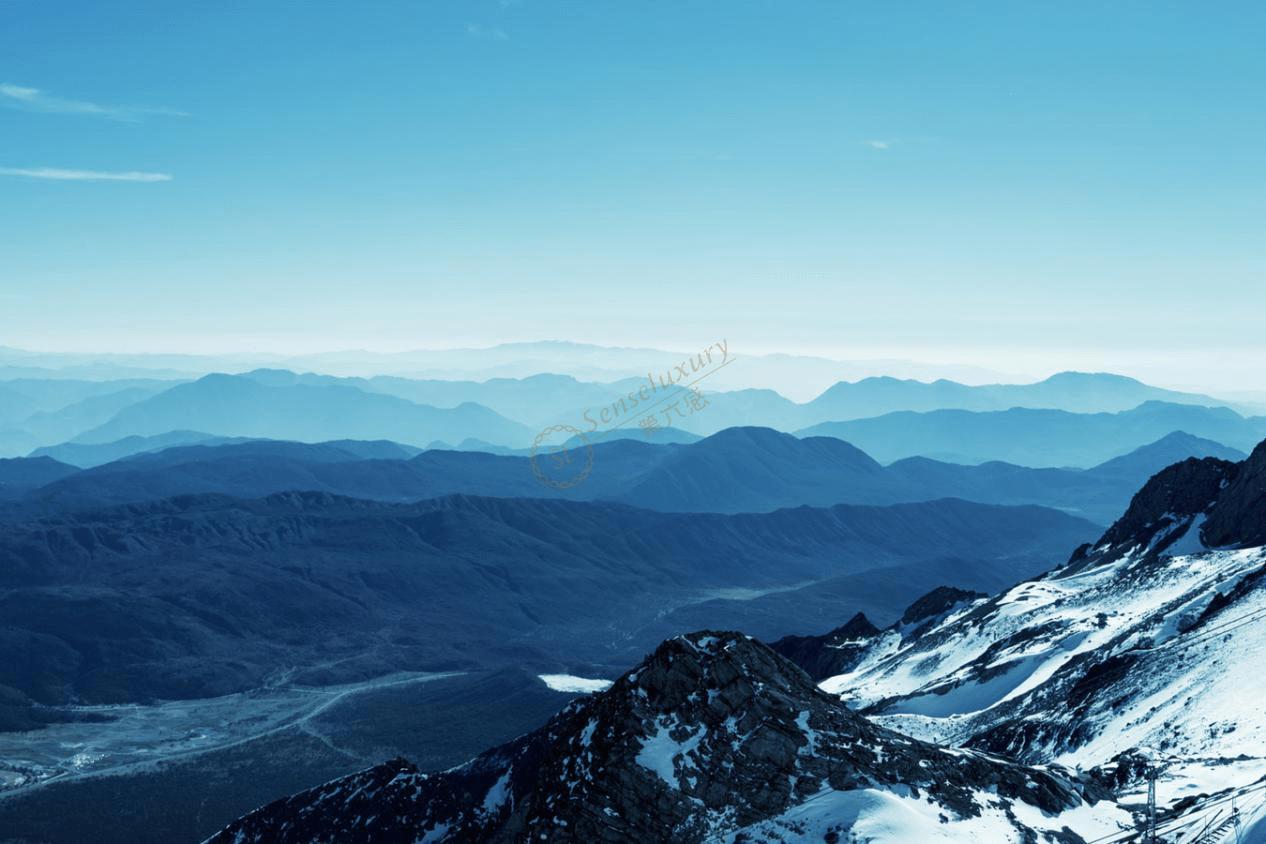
[530,424,594,489]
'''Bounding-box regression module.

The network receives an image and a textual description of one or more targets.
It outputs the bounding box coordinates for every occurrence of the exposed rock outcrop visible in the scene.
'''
[210,632,1112,843]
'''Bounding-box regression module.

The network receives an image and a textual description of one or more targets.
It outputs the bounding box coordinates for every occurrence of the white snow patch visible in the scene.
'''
[418,821,450,843]
[796,711,819,757]
[721,785,1116,843]
[538,674,613,694]
[636,716,705,790]
[579,718,597,748]
[480,770,511,816]
[1163,512,1208,557]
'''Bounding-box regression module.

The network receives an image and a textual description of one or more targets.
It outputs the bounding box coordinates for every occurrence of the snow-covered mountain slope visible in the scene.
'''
[815,442,1266,836]
[823,546,1266,770]
[208,632,1131,843]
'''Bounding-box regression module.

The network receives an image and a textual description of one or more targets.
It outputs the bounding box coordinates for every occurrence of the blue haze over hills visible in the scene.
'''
[1,345,1264,843]
[2,346,1263,466]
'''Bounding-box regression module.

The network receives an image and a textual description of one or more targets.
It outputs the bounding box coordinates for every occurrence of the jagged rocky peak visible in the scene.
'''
[1068,437,1266,569]
[764,609,886,683]
[210,631,1118,843]
[768,612,880,682]
[770,585,988,683]
[834,611,881,638]
[1203,437,1266,548]
[1068,455,1239,567]
[899,585,987,627]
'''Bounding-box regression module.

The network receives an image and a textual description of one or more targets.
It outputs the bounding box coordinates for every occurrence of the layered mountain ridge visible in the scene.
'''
[4,366,1262,461]
[5,426,1246,527]
[800,401,1266,466]
[0,491,1091,716]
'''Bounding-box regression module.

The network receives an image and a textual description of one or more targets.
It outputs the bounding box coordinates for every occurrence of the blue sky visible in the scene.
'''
[1,1,1263,388]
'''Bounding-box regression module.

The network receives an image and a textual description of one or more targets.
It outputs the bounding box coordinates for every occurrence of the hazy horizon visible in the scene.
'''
[4,1,1264,394]
[3,339,1265,401]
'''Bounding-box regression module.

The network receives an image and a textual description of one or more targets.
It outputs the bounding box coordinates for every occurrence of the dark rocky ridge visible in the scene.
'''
[1067,456,1238,567]
[1067,436,1266,569]
[1203,439,1266,548]
[767,612,880,682]
[900,584,988,626]
[210,632,1112,843]
[770,585,987,681]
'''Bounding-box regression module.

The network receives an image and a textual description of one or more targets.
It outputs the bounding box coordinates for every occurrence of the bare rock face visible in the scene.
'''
[1065,437,1266,571]
[768,612,880,681]
[1203,439,1266,549]
[210,632,1110,843]
[1067,456,1239,568]
[898,585,988,632]
[770,586,987,682]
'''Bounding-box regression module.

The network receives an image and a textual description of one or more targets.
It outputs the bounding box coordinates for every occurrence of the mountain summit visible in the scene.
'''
[1069,437,1266,568]
[210,632,1128,843]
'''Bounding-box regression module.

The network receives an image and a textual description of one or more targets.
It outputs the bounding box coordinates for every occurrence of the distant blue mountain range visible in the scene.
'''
[4,426,1247,525]
[2,369,1260,466]
[799,401,1266,466]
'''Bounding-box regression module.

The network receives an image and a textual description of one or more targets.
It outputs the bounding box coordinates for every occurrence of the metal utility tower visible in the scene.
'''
[1147,763,1158,844]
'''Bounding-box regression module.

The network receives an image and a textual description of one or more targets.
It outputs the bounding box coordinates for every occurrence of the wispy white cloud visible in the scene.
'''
[465,22,509,41]
[865,139,895,150]
[0,83,187,121]
[0,83,39,100]
[0,167,173,182]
